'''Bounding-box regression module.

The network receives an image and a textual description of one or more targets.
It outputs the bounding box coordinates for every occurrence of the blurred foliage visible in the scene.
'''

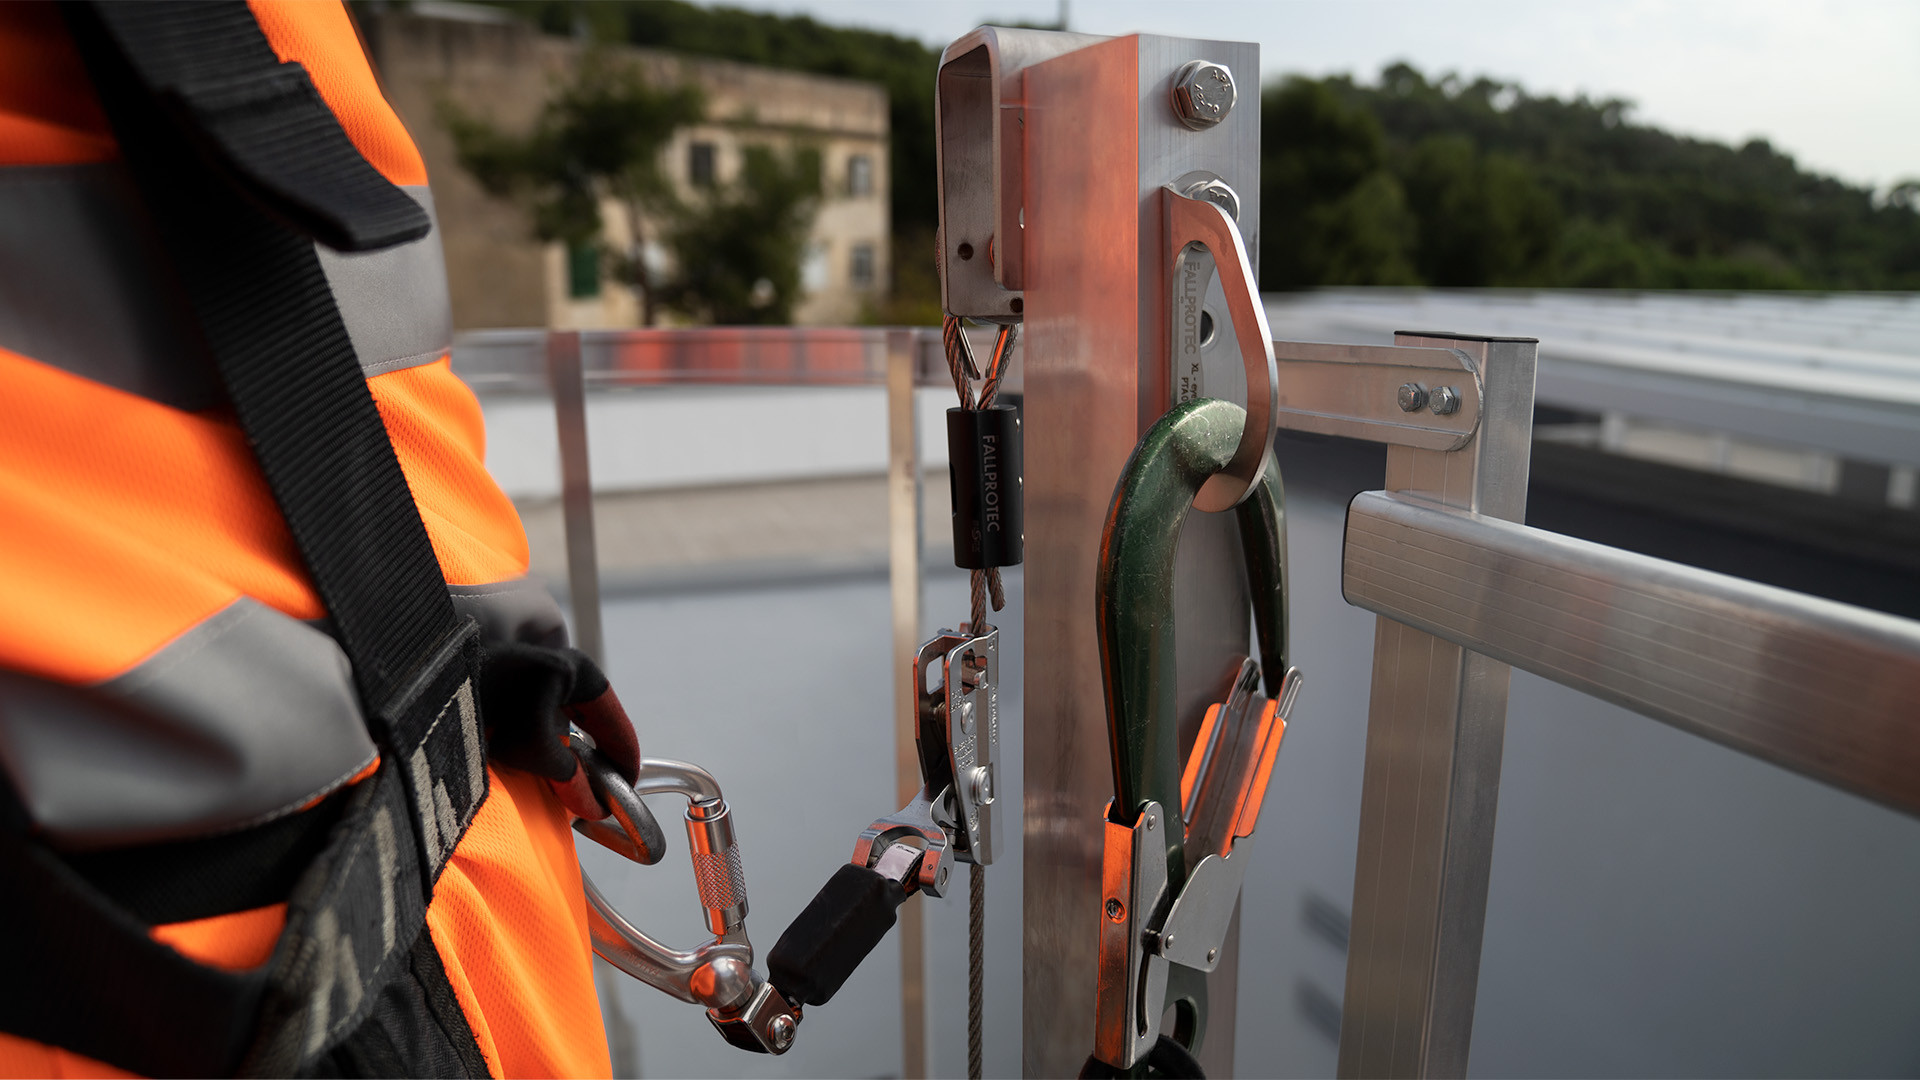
[439,44,822,324]
[862,226,943,326]
[439,49,702,322]
[1263,65,1920,289]
[655,145,823,324]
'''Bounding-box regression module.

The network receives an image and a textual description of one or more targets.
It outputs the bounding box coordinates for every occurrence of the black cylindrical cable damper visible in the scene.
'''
[946,404,1023,569]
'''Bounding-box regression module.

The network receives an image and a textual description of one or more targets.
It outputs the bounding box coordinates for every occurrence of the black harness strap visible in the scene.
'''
[0,779,263,1078]
[75,2,429,254]
[71,1,456,717]
[0,4,494,1074]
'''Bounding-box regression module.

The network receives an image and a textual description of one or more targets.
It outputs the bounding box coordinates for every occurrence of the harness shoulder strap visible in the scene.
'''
[76,1,429,253]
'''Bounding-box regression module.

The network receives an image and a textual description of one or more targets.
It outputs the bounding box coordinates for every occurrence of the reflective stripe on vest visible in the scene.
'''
[0,597,377,849]
[0,576,564,845]
[0,580,563,850]
[0,162,452,411]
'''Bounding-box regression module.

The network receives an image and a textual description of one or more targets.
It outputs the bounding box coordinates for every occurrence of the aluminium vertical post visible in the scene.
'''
[1018,33,1261,1079]
[886,328,930,1079]
[1337,332,1538,1079]
[546,329,603,665]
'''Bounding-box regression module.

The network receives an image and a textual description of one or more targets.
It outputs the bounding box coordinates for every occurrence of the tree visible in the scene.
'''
[440,49,702,324]
[655,145,823,324]
[1399,135,1560,286]
[1262,77,1418,288]
[1268,62,1920,289]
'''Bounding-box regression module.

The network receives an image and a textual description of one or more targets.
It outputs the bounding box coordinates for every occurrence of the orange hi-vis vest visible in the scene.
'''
[0,3,609,1076]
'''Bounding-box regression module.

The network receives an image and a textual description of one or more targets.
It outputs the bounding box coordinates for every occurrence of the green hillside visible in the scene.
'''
[1263,66,1920,290]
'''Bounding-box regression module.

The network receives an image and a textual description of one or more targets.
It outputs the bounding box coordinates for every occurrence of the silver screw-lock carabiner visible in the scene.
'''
[568,731,803,1055]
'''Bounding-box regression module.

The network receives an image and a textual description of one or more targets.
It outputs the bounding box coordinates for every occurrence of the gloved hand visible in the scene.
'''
[477,642,640,821]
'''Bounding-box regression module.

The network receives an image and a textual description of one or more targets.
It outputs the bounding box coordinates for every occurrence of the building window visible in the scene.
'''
[688,141,717,187]
[847,154,873,198]
[802,243,830,293]
[850,242,876,289]
[566,241,600,299]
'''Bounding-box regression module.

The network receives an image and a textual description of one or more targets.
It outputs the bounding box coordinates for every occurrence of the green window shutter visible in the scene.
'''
[567,241,601,299]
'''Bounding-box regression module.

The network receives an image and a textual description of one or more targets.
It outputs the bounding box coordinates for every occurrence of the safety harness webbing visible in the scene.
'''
[73,0,456,716]
[0,4,488,1074]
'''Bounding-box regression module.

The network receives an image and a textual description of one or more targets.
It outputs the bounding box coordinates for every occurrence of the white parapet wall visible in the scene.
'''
[479,384,957,499]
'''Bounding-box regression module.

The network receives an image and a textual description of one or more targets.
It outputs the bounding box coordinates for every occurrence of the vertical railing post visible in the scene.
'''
[1338,333,1538,1078]
[886,328,929,1079]
[549,328,640,1076]
[546,329,603,665]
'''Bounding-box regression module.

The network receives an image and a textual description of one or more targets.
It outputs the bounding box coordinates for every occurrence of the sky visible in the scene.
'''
[703,0,1920,193]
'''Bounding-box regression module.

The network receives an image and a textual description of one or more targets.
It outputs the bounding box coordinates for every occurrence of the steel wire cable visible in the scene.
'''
[941,314,1016,1080]
[969,861,985,1080]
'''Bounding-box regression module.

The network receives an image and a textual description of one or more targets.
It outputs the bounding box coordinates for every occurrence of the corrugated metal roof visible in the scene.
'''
[1264,290,1920,467]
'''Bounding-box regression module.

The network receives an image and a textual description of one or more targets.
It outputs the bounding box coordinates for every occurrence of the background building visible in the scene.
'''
[360,4,891,329]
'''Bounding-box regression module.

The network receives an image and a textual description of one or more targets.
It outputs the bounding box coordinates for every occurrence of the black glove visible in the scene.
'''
[477,642,640,820]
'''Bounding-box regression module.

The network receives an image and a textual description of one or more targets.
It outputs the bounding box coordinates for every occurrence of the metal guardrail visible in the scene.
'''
[1346,489,1920,817]
[1331,330,1920,1080]
[452,326,955,392]
[472,323,1920,1078]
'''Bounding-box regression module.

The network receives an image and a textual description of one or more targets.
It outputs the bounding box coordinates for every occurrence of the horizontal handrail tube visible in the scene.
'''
[1344,489,1920,816]
[451,326,954,392]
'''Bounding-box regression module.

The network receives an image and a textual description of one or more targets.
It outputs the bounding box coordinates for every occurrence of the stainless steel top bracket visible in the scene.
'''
[937,26,1105,322]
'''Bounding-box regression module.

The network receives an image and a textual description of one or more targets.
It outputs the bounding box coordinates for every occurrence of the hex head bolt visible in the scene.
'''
[1172,60,1237,130]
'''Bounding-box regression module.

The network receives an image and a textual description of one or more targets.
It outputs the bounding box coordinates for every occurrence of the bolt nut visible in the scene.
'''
[968,765,995,806]
[1172,60,1237,130]
[1106,897,1126,922]
[1429,385,1461,415]
[769,1013,796,1052]
[955,698,976,735]
[1162,933,1176,949]
[1398,383,1429,412]
[1182,178,1241,223]
[1207,947,1218,963]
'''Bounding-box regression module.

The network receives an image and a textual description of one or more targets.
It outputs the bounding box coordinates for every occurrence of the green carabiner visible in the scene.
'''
[1093,397,1289,1070]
